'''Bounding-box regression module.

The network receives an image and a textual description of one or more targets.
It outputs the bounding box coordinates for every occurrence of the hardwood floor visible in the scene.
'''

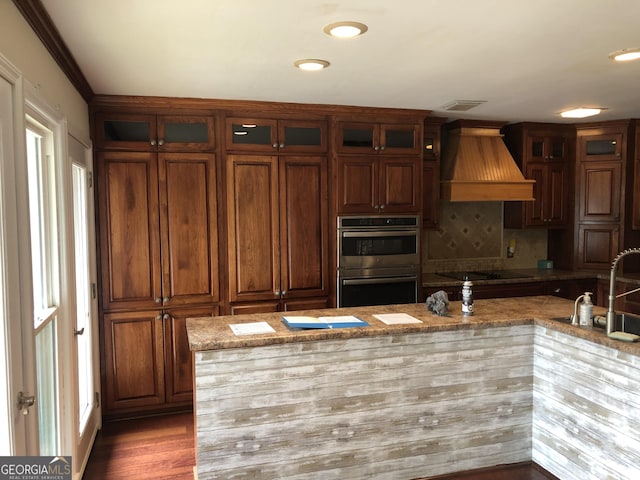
[82,411,195,480]
[82,412,557,480]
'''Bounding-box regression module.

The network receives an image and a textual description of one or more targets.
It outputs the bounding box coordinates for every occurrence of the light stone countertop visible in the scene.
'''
[186,296,640,356]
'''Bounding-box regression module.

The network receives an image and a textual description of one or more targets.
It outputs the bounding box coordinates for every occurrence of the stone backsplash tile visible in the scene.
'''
[423,202,547,273]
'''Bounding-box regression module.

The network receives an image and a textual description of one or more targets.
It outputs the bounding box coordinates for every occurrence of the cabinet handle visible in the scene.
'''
[74,327,85,336]
[158,139,165,146]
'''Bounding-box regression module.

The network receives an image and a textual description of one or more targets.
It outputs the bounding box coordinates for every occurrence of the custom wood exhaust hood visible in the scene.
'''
[440,120,535,201]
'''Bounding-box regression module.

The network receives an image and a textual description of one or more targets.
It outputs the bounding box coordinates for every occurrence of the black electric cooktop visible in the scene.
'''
[436,270,532,281]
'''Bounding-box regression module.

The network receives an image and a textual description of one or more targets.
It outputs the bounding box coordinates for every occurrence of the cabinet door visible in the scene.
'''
[226,118,278,152]
[164,305,219,405]
[545,162,569,225]
[380,124,421,155]
[422,161,439,228]
[95,113,156,151]
[97,151,162,311]
[158,152,219,307]
[578,160,622,222]
[336,122,379,154]
[226,154,280,302]
[378,156,420,213]
[157,115,215,151]
[102,310,165,413]
[279,156,329,300]
[582,133,623,161]
[336,156,378,214]
[576,223,620,270]
[524,163,546,226]
[278,120,327,153]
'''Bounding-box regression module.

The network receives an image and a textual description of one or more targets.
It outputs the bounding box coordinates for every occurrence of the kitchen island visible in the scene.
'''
[187,297,640,480]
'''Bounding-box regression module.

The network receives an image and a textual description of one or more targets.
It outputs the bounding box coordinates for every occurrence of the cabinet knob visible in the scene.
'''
[279,143,285,149]
[281,290,287,297]
[274,290,281,296]
[374,145,380,151]
[379,204,386,210]
[380,145,386,151]
[158,139,165,146]
[163,313,170,321]
[150,139,157,146]
[155,297,162,304]
[272,143,278,149]
[162,296,170,305]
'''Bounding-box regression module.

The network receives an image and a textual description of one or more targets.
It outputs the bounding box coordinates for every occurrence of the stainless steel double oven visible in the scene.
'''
[337,215,420,307]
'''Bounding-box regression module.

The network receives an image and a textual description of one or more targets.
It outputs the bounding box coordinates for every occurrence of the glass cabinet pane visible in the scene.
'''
[384,128,415,149]
[230,123,273,146]
[586,139,618,156]
[531,139,544,158]
[164,121,209,144]
[283,125,322,147]
[342,127,374,148]
[550,139,565,159]
[103,120,150,142]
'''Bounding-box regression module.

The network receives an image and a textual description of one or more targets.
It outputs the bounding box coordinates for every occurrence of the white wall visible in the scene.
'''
[0,0,89,141]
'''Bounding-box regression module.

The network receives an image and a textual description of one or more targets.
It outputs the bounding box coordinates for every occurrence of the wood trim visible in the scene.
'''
[12,0,94,102]
[91,94,432,119]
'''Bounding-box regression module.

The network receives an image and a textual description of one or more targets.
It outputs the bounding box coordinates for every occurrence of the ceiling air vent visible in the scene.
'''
[441,100,487,112]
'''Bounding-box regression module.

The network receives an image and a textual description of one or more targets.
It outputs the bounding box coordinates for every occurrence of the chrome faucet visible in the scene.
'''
[606,248,640,335]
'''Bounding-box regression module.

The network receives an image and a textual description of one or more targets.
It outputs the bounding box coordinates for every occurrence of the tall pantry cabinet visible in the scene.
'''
[94,112,220,416]
[224,118,330,314]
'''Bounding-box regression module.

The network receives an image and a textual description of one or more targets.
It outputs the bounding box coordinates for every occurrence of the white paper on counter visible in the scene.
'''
[373,313,422,325]
[229,321,276,336]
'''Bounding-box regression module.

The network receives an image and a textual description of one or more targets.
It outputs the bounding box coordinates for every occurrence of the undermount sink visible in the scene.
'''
[550,313,640,335]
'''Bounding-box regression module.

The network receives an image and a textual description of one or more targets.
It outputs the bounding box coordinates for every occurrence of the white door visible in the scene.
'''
[69,136,101,477]
[0,55,30,456]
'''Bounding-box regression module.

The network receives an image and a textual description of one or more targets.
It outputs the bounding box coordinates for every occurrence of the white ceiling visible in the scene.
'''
[41,0,640,123]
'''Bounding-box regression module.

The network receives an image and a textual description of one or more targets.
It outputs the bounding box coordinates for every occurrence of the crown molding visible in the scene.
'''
[12,0,94,102]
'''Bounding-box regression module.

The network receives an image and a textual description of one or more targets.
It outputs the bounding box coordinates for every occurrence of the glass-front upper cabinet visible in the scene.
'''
[337,122,420,155]
[95,113,215,151]
[529,136,568,162]
[583,133,623,160]
[226,118,326,153]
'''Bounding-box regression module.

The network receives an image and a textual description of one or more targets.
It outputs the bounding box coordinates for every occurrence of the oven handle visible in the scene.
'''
[342,275,417,286]
[341,231,417,238]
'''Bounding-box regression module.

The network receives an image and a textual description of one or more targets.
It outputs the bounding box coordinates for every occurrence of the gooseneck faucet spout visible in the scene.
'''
[607,248,640,335]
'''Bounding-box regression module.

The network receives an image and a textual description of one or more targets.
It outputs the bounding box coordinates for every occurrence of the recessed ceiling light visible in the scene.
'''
[323,21,368,38]
[609,48,640,62]
[560,107,603,119]
[294,59,330,71]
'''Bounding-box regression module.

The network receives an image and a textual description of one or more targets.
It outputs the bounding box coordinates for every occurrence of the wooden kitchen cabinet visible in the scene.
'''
[102,310,165,412]
[97,151,219,311]
[578,159,622,222]
[336,155,420,214]
[225,117,326,153]
[102,305,218,414]
[95,112,215,152]
[336,121,421,155]
[504,123,573,228]
[573,122,629,271]
[96,148,219,416]
[226,154,329,310]
[422,117,445,228]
